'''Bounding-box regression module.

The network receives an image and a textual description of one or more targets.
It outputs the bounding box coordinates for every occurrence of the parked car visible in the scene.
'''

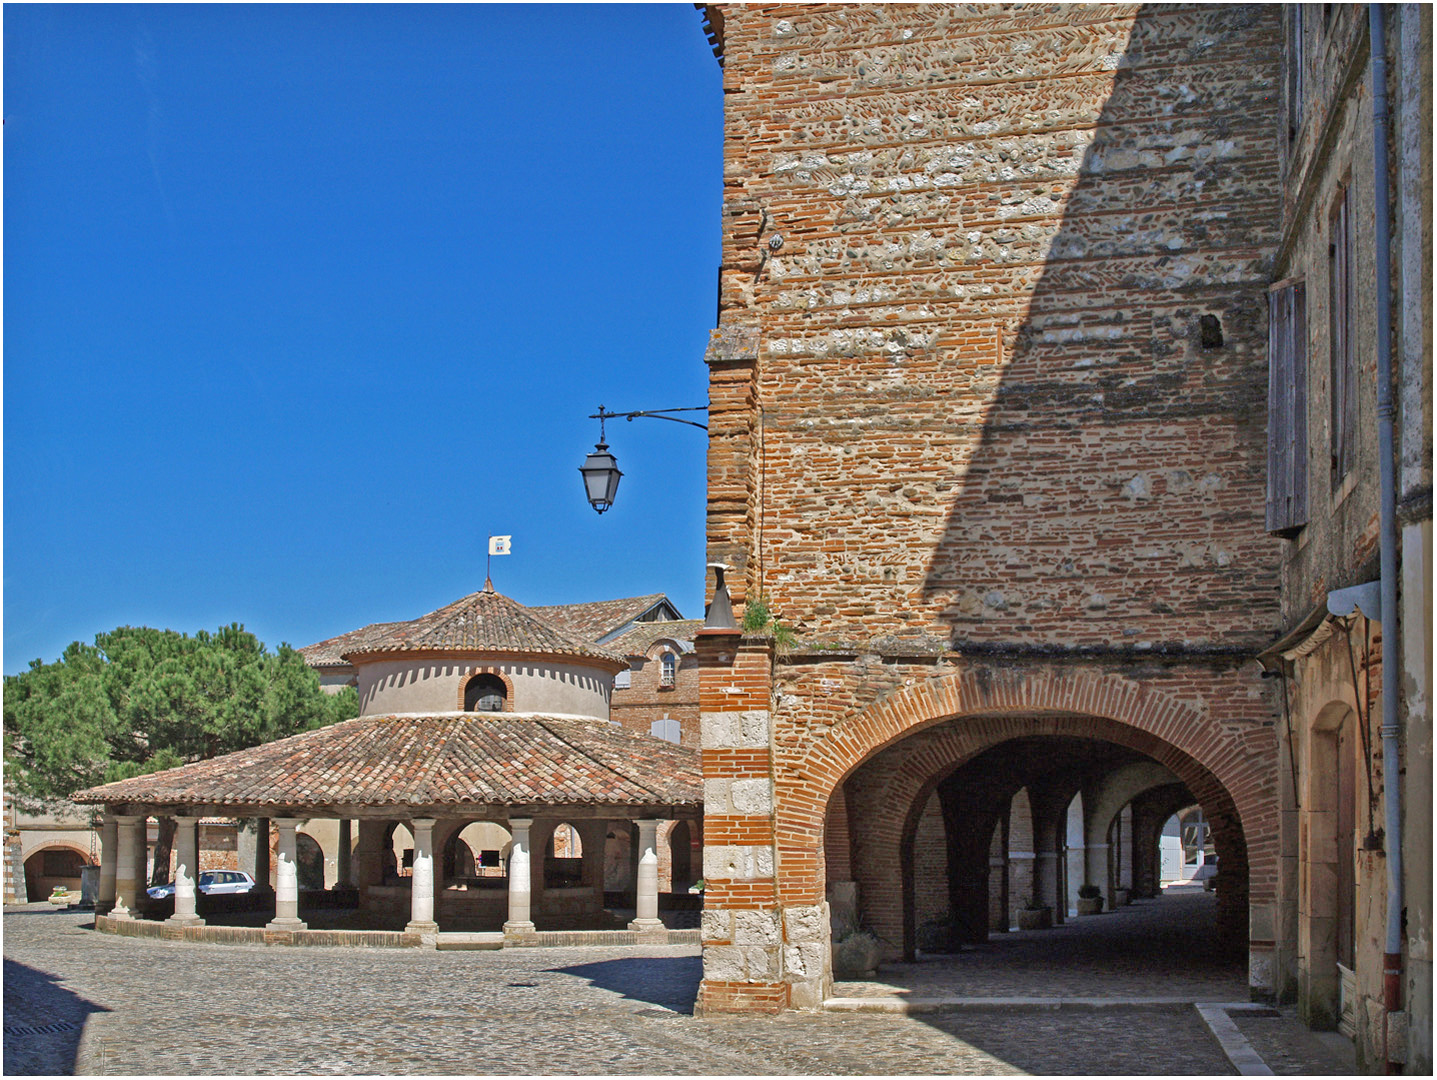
[146,870,256,900]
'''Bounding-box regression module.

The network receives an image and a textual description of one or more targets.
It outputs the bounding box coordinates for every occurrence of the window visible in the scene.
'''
[613,668,632,689]
[1329,185,1357,483]
[1267,279,1308,534]
[660,652,676,688]
[464,673,507,712]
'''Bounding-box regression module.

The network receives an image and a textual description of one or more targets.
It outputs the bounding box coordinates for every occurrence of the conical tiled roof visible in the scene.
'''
[340,585,626,667]
[71,713,701,812]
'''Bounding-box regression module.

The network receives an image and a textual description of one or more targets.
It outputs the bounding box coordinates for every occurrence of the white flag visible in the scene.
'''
[488,536,512,556]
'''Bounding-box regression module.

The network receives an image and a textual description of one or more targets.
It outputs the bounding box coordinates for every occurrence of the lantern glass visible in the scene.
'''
[580,444,622,513]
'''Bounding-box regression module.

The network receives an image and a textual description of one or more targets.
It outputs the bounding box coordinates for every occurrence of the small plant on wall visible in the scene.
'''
[741,597,796,653]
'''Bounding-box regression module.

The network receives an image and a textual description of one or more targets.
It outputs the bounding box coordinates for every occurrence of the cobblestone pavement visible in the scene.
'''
[836,889,1247,1001]
[2,898,1341,1076]
[1230,1010,1357,1075]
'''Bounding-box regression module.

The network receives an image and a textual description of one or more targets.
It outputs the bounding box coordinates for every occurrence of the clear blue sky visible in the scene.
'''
[4,3,722,673]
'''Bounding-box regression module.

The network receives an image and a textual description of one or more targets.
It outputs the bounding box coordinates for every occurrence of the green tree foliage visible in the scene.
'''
[3,624,358,810]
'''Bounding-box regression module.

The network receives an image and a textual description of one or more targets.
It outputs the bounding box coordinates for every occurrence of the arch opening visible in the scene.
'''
[822,716,1252,980]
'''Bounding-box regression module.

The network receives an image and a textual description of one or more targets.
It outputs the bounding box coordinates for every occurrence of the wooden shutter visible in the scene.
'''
[1267,280,1308,534]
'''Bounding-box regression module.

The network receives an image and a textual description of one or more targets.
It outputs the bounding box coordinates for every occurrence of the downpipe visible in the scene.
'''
[1368,5,1404,1071]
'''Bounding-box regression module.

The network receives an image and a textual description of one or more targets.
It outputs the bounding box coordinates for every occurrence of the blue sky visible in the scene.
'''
[4,3,722,673]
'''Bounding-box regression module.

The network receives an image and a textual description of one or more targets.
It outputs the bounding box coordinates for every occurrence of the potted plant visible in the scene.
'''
[48,885,70,905]
[1017,898,1052,930]
[1076,883,1103,915]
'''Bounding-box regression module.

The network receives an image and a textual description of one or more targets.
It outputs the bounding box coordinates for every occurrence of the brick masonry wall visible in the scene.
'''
[700,3,1287,1011]
[610,653,701,746]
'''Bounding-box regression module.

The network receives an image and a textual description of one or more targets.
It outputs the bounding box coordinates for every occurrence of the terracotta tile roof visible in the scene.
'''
[529,594,674,643]
[298,621,409,667]
[71,713,702,811]
[338,588,626,666]
[605,619,704,657]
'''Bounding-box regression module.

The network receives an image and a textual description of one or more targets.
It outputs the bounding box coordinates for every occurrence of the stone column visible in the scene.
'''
[628,818,665,935]
[503,817,535,938]
[97,816,118,914]
[253,818,272,894]
[1034,848,1060,918]
[111,815,143,918]
[266,817,307,931]
[167,814,205,927]
[405,818,439,944]
[1084,842,1110,909]
[337,819,352,887]
[1118,808,1134,893]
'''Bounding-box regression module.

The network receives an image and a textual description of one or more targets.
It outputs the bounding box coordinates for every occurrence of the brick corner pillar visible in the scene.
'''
[166,813,205,928]
[503,816,537,942]
[628,818,667,940]
[695,628,796,1015]
[266,817,307,932]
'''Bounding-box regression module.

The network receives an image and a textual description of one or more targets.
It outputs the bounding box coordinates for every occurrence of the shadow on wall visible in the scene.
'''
[551,955,703,1014]
[3,954,112,1075]
[917,5,1281,653]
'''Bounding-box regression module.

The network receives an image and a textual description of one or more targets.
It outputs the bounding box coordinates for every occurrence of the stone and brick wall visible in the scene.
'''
[610,649,701,746]
[698,3,1288,1012]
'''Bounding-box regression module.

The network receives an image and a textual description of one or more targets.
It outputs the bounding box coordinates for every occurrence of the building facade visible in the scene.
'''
[691,9,1431,1073]
[696,1,1289,1015]
[1260,5,1431,1072]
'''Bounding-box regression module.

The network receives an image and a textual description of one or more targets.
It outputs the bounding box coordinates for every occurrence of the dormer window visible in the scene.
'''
[464,673,507,712]
[660,652,676,688]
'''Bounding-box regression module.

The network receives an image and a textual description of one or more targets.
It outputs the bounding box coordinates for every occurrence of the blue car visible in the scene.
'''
[146,870,256,899]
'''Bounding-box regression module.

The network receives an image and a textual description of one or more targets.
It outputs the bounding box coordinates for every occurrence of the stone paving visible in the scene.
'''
[3,893,1351,1076]
[836,888,1246,1002]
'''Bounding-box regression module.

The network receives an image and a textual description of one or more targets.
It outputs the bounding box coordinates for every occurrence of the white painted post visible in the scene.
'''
[110,815,142,919]
[168,814,205,926]
[98,816,118,914]
[266,817,307,931]
[628,818,665,934]
[406,818,438,944]
[503,817,535,937]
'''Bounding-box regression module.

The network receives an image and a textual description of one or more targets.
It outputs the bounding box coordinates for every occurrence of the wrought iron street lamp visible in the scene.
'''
[580,404,707,514]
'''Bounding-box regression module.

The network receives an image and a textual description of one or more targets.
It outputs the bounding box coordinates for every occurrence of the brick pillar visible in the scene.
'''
[696,630,800,1014]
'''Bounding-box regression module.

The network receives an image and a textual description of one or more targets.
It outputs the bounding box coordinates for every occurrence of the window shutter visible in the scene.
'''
[1267,280,1308,534]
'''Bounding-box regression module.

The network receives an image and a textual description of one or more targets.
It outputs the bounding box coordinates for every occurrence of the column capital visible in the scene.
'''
[173,813,200,827]
[507,817,533,830]
[410,817,437,830]
[272,816,305,829]
[114,814,144,826]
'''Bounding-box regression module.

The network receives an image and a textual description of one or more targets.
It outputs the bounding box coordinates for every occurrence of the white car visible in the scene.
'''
[146,870,256,899]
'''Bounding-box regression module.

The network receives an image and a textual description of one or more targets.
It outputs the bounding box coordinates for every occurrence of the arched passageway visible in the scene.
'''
[836,729,1243,967]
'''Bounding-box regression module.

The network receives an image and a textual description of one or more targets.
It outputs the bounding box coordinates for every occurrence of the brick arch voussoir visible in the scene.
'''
[783,667,1259,850]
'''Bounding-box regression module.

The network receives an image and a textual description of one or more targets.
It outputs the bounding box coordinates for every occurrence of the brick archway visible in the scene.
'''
[772,664,1276,976]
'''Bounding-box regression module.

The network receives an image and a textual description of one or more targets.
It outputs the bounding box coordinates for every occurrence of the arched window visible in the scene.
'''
[464,673,507,712]
[660,652,676,688]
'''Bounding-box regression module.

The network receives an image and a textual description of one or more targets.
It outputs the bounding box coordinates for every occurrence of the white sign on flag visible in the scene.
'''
[488,536,512,556]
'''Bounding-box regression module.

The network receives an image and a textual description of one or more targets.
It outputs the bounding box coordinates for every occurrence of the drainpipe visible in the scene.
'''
[1367,5,1403,1069]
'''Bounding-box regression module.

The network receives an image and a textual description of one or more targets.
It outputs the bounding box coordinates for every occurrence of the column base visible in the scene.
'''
[405,920,439,948]
[502,920,537,943]
[265,917,307,932]
[627,917,668,941]
[109,902,134,921]
[166,913,206,928]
